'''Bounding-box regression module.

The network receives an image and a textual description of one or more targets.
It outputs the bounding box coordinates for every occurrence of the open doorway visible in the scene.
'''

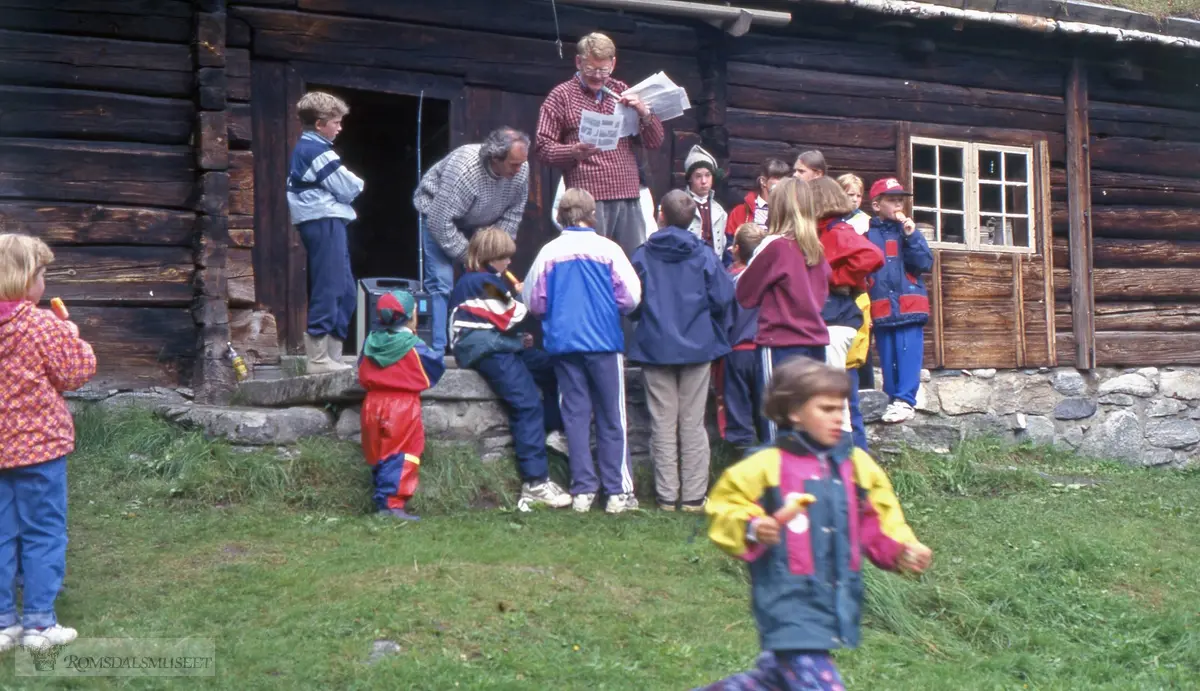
[311,85,451,353]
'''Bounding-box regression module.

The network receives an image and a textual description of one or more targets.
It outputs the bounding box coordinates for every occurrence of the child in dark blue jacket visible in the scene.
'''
[864,178,934,424]
[448,228,571,512]
[630,190,735,512]
[718,223,767,454]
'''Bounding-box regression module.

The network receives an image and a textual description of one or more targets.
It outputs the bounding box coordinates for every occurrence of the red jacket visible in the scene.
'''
[818,218,885,291]
[724,191,765,239]
[358,340,445,466]
[0,301,96,469]
[735,236,831,348]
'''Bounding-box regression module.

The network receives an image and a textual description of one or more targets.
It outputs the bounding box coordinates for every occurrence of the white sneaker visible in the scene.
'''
[571,493,596,513]
[545,431,569,456]
[605,493,640,514]
[21,624,77,650]
[518,480,572,512]
[0,625,21,653]
[881,401,915,424]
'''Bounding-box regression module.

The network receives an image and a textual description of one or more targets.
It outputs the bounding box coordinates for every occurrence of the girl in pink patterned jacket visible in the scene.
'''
[0,234,96,653]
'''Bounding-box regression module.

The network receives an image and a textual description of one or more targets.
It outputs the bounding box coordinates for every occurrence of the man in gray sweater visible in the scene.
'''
[413,127,530,354]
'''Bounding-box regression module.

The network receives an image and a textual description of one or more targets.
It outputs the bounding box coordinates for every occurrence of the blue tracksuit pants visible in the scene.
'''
[722,349,760,449]
[757,345,827,443]
[554,353,632,497]
[297,217,356,340]
[847,367,868,451]
[475,349,563,484]
[0,457,67,629]
[876,325,924,406]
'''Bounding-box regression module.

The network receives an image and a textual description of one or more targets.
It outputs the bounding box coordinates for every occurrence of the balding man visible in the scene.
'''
[413,127,530,354]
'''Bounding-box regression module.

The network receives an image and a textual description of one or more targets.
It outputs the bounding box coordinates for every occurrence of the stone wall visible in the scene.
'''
[72,365,1200,467]
[865,367,1200,466]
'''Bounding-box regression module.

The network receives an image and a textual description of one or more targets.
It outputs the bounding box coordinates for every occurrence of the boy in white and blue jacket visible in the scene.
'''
[523,188,642,515]
[287,92,365,374]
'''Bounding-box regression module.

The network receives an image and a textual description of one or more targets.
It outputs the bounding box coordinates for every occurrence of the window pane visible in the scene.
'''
[913,177,937,208]
[941,212,965,244]
[980,183,1003,213]
[913,210,937,241]
[1004,152,1028,182]
[913,144,937,175]
[1006,184,1029,214]
[939,146,964,178]
[979,149,1002,181]
[940,180,964,211]
[980,215,1003,245]
[1008,217,1030,247]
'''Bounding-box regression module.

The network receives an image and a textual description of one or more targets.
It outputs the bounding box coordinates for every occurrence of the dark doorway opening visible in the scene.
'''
[311,85,451,353]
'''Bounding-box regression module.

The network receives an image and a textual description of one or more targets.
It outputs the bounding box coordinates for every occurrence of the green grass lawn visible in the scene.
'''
[1,407,1198,690]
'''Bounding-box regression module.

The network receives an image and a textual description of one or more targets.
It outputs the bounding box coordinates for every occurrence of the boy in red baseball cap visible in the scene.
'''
[358,290,446,520]
[864,178,933,424]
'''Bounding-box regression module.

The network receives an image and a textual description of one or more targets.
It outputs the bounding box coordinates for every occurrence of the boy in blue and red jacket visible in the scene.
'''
[449,228,571,513]
[359,290,445,521]
[864,177,934,424]
[522,188,642,515]
[630,190,734,512]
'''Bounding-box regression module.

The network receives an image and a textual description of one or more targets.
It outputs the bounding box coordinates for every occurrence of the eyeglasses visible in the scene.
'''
[578,64,613,77]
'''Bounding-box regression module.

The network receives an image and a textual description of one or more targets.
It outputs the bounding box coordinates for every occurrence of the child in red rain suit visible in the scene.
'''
[358,290,445,521]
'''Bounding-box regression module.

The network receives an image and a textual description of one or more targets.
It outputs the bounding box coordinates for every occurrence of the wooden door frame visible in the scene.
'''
[250,60,464,352]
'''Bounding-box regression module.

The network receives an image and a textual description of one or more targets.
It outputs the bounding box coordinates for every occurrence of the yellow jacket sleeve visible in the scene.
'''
[706,451,778,559]
[851,449,918,545]
[845,292,873,370]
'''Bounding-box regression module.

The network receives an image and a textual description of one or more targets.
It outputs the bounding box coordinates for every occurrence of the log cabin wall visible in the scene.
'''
[1051,50,1200,367]
[228,0,706,352]
[0,1,203,388]
[717,14,1075,370]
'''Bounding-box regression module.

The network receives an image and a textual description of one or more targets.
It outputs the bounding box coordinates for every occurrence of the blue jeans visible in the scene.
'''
[475,349,563,484]
[297,218,356,340]
[422,227,456,355]
[0,457,68,629]
[847,368,868,452]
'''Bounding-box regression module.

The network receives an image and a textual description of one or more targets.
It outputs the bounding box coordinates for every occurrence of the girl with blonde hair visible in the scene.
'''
[735,178,832,442]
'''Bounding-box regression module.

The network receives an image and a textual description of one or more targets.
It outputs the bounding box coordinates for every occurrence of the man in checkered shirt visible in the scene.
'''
[413,127,530,354]
[536,32,665,258]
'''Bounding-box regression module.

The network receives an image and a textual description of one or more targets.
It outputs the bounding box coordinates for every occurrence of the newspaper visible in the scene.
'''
[612,71,692,137]
[578,110,622,152]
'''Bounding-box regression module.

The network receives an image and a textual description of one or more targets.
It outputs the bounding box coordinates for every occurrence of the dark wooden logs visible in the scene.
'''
[1058,302,1200,332]
[228,151,254,216]
[1095,332,1200,366]
[197,67,227,110]
[1052,236,1200,269]
[1051,206,1200,241]
[228,103,252,148]
[725,109,896,149]
[0,0,194,43]
[0,29,193,98]
[1090,136,1200,179]
[0,138,194,208]
[72,306,195,388]
[1053,267,1200,301]
[44,246,194,305]
[1065,58,1094,370]
[230,308,280,366]
[0,202,194,245]
[227,248,256,307]
[0,86,193,144]
[227,48,250,101]
[196,111,229,170]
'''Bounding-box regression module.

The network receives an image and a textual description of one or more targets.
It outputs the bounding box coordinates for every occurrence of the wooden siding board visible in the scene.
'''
[0,201,194,245]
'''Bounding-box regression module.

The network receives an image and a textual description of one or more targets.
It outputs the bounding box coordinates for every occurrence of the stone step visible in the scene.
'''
[276,354,458,379]
[236,363,647,408]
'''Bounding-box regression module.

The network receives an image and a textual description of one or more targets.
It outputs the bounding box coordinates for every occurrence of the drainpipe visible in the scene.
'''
[553,0,792,36]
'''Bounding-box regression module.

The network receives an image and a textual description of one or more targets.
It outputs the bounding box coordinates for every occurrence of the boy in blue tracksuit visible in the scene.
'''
[718,223,766,455]
[286,91,365,374]
[523,188,642,515]
[448,227,572,513]
[630,190,734,512]
[864,177,934,424]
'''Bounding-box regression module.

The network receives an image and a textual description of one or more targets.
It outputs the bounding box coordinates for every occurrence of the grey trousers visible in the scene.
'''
[644,363,712,505]
[594,198,647,257]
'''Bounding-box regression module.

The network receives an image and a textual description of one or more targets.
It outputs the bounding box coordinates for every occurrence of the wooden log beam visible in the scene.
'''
[727,137,893,171]
[228,102,252,149]
[227,247,255,307]
[1065,58,1095,370]
[0,0,193,43]
[1090,136,1200,180]
[0,201,194,245]
[725,109,896,150]
[0,85,193,145]
[71,306,195,388]
[1054,266,1200,301]
[0,29,193,98]
[230,308,280,366]
[1058,301,1200,332]
[0,138,194,208]
[44,245,194,305]
[1096,331,1200,366]
[1052,236,1200,269]
[1051,205,1200,240]
[196,111,229,170]
[229,150,254,216]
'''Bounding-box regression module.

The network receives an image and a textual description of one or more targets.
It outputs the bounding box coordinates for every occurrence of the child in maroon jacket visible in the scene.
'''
[735,178,831,442]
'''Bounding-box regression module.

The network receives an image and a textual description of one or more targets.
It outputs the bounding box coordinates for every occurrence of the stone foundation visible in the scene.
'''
[866,366,1200,466]
[70,365,1200,467]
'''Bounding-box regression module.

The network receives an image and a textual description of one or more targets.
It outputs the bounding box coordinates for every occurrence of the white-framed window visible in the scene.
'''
[910,137,1035,253]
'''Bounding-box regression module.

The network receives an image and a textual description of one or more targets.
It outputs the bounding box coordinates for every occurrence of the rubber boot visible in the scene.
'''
[305,333,350,374]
